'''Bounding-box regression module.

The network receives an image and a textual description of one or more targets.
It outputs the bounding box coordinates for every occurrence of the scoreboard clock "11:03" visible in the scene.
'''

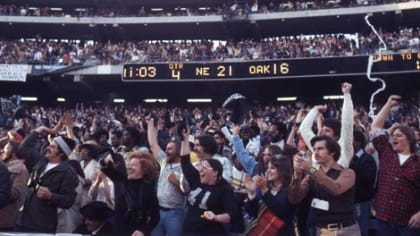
[122,53,420,82]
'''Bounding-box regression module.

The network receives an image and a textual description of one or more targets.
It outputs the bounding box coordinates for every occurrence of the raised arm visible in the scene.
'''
[50,116,65,135]
[287,109,305,146]
[146,116,163,160]
[100,153,127,183]
[180,126,200,188]
[299,105,326,153]
[18,127,50,171]
[231,124,257,176]
[338,82,354,168]
[371,95,401,130]
[63,112,77,142]
[221,126,234,143]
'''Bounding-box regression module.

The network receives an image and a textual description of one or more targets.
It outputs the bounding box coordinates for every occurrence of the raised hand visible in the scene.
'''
[341,82,352,94]
[34,126,51,135]
[253,174,268,193]
[244,174,257,194]
[315,105,327,113]
[387,95,401,107]
[232,124,240,136]
[293,152,313,173]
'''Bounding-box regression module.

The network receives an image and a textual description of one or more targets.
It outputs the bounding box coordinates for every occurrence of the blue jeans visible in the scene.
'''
[355,201,371,236]
[151,208,184,236]
[376,218,420,236]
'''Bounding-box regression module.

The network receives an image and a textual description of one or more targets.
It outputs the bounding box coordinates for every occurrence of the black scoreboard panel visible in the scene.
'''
[122,53,420,82]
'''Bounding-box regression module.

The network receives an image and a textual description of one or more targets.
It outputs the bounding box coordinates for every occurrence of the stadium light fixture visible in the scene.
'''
[50,8,63,11]
[113,98,125,103]
[187,98,212,103]
[323,95,344,100]
[277,97,297,102]
[56,97,66,102]
[151,8,163,12]
[20,97,38,102]
[144,99,157,103]
[144,98,168,103]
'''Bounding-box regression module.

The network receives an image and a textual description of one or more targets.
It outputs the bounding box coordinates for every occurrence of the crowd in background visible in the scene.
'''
[0,83,419,236]
[0,27,418,65]
[1,98,419,138]
[0,0,413,18]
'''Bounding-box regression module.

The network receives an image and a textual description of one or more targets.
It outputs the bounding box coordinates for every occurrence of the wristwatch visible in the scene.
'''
[308,167,317,175]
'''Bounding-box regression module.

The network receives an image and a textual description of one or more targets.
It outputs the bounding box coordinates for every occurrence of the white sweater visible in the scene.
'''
[299,93,354,168]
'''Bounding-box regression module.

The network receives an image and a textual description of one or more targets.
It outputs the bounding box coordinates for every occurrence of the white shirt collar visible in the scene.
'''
[355,149,364,158]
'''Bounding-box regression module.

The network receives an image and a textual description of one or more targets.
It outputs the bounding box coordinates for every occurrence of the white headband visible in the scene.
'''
[53,136,72,156]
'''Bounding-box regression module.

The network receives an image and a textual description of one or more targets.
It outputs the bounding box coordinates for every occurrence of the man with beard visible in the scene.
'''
[146,117,189,236]
[267,121,298,158]
[17,126,78,233]
[213,131,232,159]
[0,140,28,231]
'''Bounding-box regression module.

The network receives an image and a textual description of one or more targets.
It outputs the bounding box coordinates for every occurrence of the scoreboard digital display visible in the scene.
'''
[122,53,420,82]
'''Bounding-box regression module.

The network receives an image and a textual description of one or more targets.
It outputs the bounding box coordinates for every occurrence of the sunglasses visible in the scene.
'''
[272,154,288,160]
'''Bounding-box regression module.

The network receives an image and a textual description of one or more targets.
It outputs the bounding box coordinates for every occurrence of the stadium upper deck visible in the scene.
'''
[0,0,418,105]
[0,1,419,40]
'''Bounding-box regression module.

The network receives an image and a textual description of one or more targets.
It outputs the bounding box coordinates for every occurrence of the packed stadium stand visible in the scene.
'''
[0,0,419,105]
[0,1,419,236]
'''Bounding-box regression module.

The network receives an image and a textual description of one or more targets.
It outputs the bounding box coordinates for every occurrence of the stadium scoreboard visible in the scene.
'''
[122,53,420,82]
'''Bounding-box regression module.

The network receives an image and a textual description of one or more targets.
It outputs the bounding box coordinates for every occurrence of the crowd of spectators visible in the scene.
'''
[0,0,415,18]
[0,27,418,65]
[0,85,419,235]
[1,96,419,143]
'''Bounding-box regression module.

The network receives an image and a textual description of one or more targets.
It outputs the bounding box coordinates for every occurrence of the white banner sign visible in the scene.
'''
[0,98,15,113]
[0,64,31,82]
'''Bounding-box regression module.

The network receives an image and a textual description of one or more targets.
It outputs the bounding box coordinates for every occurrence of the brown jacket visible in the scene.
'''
[0,159,29,228]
